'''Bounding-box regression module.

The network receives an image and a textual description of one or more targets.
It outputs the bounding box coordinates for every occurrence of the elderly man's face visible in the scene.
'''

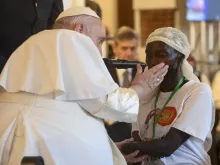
[85,18,106,55]
[146,41,179,69]
[113,39,138,61]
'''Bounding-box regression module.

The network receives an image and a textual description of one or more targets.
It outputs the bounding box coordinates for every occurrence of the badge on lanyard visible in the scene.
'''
[152,76,185,139]
[157,107,177,126]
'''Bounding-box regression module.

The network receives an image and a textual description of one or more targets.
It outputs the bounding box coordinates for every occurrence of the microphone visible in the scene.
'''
[103,58,146,70]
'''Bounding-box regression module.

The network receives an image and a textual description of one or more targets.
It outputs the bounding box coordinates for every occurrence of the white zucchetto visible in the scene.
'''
[56,6,100,21]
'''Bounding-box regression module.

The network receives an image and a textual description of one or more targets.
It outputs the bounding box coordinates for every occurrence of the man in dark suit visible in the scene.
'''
[0,0,63,72]
[105,26,140,142]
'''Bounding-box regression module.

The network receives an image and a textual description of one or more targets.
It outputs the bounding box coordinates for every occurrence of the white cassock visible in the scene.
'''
[0,30,139,165]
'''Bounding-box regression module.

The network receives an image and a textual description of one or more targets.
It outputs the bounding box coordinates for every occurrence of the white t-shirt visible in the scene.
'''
[132,81,215,165]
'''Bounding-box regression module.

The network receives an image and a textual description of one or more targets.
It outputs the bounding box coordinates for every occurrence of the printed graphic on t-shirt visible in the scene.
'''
[144,107,177,129]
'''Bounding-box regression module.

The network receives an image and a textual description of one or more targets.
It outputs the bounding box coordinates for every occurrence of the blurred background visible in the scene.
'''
[64,0,220,80]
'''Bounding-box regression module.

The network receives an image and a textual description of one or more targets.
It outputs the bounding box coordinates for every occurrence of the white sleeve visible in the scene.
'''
[172,83,215,142]
[78,88,139,123]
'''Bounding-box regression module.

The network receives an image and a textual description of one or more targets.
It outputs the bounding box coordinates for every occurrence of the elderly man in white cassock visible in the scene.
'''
[0,7,168,165]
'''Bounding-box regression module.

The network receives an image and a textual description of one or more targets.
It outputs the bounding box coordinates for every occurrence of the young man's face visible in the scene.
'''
[146,41,179,70]
[113,39,138,61]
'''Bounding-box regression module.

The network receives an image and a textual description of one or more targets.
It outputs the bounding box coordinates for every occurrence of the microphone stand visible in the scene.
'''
[103,58,146,71]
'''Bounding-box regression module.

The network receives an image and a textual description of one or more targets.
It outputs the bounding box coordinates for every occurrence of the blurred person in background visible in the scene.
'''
[110,26,140,86]
[113,26,139,62]
[0,0,63,72]
[187,55,211,85]
[212,70,220,110]
[85,0,102,18]
[105,26,140,143]
[211,66,220,165]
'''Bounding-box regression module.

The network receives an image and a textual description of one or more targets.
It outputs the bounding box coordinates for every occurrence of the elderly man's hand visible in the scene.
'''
[116,138,148,164]
[130,63,168,101]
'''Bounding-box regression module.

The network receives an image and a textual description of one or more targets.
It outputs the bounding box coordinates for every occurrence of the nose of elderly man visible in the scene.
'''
[130,63,168,101]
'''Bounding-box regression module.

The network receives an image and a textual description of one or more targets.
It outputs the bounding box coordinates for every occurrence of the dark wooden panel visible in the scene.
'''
[117,0,134,29]
[140,9,175,46]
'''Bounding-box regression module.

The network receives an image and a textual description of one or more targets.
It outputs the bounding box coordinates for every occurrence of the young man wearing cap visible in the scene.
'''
[122,27,214,165]
[0,7,168,165]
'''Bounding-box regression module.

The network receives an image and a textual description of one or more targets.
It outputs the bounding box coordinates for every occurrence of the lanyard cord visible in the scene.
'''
[152,76,185,139]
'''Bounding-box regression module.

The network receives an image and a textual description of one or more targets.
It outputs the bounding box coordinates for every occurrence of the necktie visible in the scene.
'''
[122,70,130,87]
[34,0,38,7]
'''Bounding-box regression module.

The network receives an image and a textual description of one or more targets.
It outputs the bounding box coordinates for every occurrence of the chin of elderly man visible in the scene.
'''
[0,7,168,165]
